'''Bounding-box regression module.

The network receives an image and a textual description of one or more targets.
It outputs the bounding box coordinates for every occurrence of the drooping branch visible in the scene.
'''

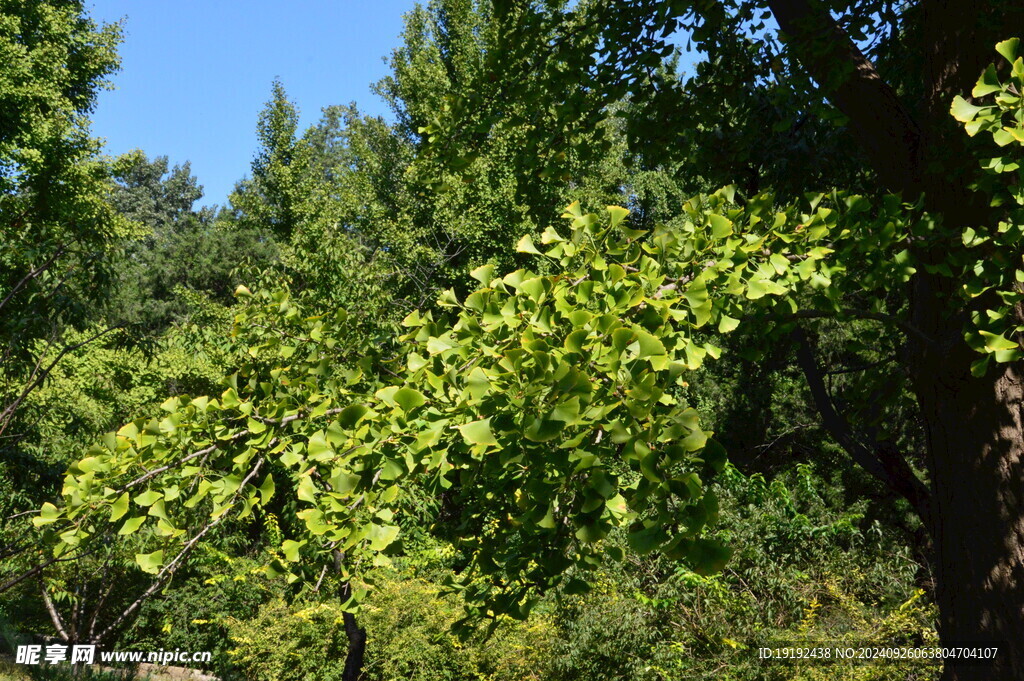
[91,457,266,644]
[766,0,924,195]
[792,328,933,527]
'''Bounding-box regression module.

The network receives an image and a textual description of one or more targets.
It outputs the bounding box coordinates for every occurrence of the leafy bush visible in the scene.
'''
[225,599,349,681]
[360,571,555,681]
[544,462,938,681]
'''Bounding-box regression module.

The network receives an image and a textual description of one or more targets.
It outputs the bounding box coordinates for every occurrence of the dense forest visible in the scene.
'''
[1,1,1023,681]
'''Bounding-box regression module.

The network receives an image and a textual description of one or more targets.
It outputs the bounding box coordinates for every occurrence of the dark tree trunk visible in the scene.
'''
[908,269,1024,681]
[335,552,367,681]
[341,609,367,681]
[914,355,1024,681]
[765,1,1024,679]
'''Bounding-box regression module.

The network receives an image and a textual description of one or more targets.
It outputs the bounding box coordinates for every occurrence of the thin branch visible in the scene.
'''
[0,549,92,595]
[312,565,329,593]
[0,245,66,314]
[93,458,266,643]
[824,354,898,376]
[0,325,124,437]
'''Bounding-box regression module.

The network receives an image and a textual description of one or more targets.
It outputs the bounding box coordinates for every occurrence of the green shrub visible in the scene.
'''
[226,599,349,681]
[360,572,555,681]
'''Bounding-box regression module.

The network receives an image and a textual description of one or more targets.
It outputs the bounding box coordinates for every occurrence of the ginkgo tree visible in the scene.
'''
[30,184,916,658]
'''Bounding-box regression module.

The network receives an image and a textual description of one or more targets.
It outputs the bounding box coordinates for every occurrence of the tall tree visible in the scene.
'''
[229,79,302,242]
[108,151,276,331]
[0,1,130,439]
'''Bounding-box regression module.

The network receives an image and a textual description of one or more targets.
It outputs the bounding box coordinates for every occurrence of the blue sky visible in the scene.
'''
[87,1,417,208]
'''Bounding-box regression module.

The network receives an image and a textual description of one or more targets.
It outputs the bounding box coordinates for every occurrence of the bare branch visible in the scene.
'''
[41,586,70,643]
[0,245,66,314]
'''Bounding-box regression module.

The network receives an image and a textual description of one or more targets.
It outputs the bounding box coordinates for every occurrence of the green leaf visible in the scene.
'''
[135,549,164,575]
[516,234,542,255]
[147,498,169,520]
[550,397,581,423]
[258,475,275,504]
[33,502,60,527]
[979,330,1020,352]
[338,404,369,428]
[575,522,607,543]
[118,516,146,535]
[634,328,666,358]
[950,96,986,124]
[627,525,666,554]
[466,367,491,399]
[282,539,305,562]
[564,329,588,353]
[996,38,1020,64]
[437,288,460,307]
[607,205,630,227]
[717,314,740,333]
[686,538,733,575]
[426,336,456,355]
[367,524,400,551]
[683,276,712,327]
[298,475,317,503]
[330,469,361,495]
[470,264,495,285]
[133,490,162,507]
[59,529,82,548]
[459,418,497,446]
[709,214,733,239]
[973,64,1002,97]
[524,416,565,442]
[394,387,427,413]
[307,431,333,460]
[562,577,591,595]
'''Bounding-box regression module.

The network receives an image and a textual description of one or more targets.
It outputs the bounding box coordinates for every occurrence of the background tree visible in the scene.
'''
[107,151,277,332]
[0,0,131,440]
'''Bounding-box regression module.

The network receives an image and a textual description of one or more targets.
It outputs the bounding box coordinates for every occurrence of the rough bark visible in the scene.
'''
[912,349,1024,681]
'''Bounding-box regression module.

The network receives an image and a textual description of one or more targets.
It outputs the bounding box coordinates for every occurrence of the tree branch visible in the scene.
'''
[792,328,932,526]
[0,245,66,315]
[93,457,266,643]
[0,325,124,437]
[766,0,924,195]
[775,308,936,348]
[41,585,70,643]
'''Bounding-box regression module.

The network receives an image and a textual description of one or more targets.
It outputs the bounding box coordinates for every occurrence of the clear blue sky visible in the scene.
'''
[87,1,418,208]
